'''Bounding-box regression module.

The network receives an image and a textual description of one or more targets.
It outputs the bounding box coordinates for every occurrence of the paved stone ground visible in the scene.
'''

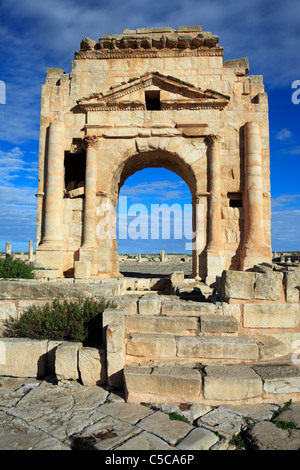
[1,375,300,451]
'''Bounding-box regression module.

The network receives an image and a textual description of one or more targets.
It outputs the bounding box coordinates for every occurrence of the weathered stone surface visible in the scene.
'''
[177,427,219,450]
[253,363,300,394]
[137,411,193,445]
[78,347,106,386]
[55,341,82,381]
[115,430,173,449]
[254,335,288,359]
[0,338,48,378]
[199,315,238,333]
[127,334,176,357]
[203,364,262,400]
[162,300,216,316]
[243,303,300,329]
[221,270,284,300]
[106,323,125,388]
[276,402,300,427]
[222,403,278,422]
[286,271,300,302]
[138,293,161,316]
[197,407,246,439]
[0,301,17,321]
[124,365,202,400]
[177,336,259,360]
[96,402,154,424]
[126,315,199,335]
[246,421,300,450]
[71,415,142,450]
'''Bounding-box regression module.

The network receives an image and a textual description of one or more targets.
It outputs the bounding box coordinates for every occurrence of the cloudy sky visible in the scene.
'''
[0,0,299,253]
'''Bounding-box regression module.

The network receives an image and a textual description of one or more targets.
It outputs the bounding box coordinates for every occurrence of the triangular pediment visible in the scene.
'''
[77,72,230,111]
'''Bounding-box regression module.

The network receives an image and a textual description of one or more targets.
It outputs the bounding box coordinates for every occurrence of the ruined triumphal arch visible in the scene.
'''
[35,26,272,283]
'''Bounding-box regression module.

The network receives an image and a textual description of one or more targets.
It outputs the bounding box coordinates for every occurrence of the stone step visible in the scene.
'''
[161,299,216,316]
[124,361,300,404]
[125,314,239,336]
[126,334,260,360]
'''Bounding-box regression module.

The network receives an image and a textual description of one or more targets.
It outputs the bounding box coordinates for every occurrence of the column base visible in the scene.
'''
[241,245,272,271]
[35,246,65,276]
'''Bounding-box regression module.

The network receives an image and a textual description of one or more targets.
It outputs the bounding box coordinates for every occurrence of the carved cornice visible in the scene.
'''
[75,48,223,60]
[76,30,223,60]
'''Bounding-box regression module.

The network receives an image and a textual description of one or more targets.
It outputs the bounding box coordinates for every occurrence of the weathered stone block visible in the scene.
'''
[127,335,176,357]
[126,315,199,335]
[177,336,259,360]
[0,338,48,378]
[253,364,300,394]
[221,270,284,301]
[243,303,300,329]
[106,323,124,388]
[203,364,263,400]
[55,341,82,380]
[200,315,238,333]
[0,302,17,321]
[285,271,300,302]
[161,299,216,316]
[78,347,106,385]
[138,293,161,316]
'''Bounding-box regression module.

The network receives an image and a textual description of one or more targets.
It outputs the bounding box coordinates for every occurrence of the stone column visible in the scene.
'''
[5,242,11,258]
[242,122,269,269]
[81,136,98,249]
[28,240,33,262]
[192,193,207,280]
[206,135,224,284]
[75,136,98,278]
[40,120,65,248]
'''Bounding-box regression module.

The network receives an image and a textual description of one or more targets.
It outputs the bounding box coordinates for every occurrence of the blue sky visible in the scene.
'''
[0,0,299,254]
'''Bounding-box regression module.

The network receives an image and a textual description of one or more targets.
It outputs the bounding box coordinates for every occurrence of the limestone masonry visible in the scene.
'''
[35,26,272,282]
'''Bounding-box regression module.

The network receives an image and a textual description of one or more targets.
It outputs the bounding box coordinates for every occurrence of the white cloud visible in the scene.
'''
[275,128,293,141]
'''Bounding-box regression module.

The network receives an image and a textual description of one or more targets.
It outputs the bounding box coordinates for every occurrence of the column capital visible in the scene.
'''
[205,134,220,146]
[84,135,99,148]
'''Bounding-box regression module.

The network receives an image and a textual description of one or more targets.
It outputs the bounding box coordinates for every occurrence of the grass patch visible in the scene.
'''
[168,412,189,423]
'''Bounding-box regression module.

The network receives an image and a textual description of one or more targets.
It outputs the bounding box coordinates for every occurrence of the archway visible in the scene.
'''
[117,167,193,278]
[108,148,206,280]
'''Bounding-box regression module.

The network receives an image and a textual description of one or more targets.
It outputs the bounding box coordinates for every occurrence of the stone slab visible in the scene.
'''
[253,363,300,394]
[98,402,154,424]
[126,315,199,335]
[161,299,216,316]
[0,338,48,378]
[200,315,238,333]
[203,364,262,400]
[176,427,219,450]
[126,334,176,357]
[246,421,300,450]
[124,365,202,400]
[137,411,193,446]
[177,336,259,360]
[197,407,246,439]
[243,303,300,329]
[115,430,173,449]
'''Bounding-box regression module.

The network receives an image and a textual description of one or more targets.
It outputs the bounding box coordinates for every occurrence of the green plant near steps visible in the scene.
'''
[3,297,116,344]
[0,257,35,279]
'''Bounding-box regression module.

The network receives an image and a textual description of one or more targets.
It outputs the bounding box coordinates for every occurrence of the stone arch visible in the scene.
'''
[109,136,207,278]
[111,136,203,203]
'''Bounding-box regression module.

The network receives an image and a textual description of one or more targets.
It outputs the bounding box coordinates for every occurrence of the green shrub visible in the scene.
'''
[3,297,115,344]
[0,257,35,279]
